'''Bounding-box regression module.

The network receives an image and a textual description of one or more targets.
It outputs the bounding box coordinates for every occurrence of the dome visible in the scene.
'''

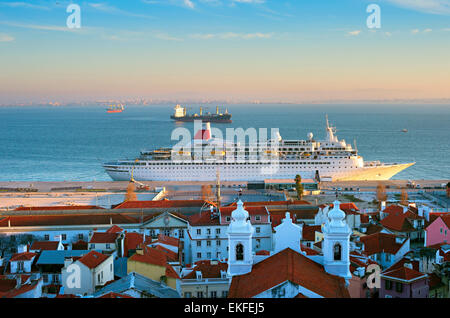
[327,200,346,223]
[232,200,249,222]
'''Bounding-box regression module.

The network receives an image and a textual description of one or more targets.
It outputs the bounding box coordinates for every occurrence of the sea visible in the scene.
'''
[0,104,449,181]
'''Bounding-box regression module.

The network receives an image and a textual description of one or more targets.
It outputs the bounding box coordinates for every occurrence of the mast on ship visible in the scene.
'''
[325,114,338,143]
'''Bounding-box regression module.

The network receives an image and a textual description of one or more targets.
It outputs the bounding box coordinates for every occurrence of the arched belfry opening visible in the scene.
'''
[333,243,342,261]
[236,243,244,261]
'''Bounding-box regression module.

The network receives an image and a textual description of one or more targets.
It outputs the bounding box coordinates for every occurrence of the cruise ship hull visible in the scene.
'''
[104,162,414,182]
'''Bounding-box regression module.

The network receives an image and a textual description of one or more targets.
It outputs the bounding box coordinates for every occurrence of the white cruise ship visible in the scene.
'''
[103,118,414,182]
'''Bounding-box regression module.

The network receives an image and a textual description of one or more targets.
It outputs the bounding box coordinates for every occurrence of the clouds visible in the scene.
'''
[0,33,14,42]
[190,32,273,39]
[384,0,450,15]
[347,30,361,36]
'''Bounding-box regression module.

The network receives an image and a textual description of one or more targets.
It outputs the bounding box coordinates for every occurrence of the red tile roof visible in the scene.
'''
[0,279,42,298]
[15,205,103,211]
[114,199,207,210]
[382,267,427,282]
[98,292,134,298]
[123,232,151,257]
[89,232,119,244]
[0,214,138,227]
[72,240,88,250]
[30,241,60,251]
[302,225,322,241]
[300,244,320,256]
[128,247,179,278]
[188,211,221,226]
[330,202,360,214]
[441,216,450,229]
[255,250,270,256]
[78,251,110,269]
[219,206,268,217]
[106,225,123,234]
[183,260,228,279]
[227,200,311,207]
[155,234,179,247]
[10,252,36,262]
[360,233,406,256]
[228,248,350,298]
[381,213,416,233]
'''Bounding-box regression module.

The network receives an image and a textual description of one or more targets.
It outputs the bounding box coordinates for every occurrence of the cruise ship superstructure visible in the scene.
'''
[103,118,414,182]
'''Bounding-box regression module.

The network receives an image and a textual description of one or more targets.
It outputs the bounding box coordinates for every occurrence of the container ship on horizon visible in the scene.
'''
[103,117,415,182]
[170,105,232,123]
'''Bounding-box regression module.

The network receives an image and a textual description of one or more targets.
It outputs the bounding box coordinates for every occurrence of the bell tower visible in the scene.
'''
[227,200,254,277]
[323,200,352,280]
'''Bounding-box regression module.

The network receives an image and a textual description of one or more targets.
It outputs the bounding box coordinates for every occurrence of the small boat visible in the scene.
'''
[107,104,124,113]
[401,129,408,133]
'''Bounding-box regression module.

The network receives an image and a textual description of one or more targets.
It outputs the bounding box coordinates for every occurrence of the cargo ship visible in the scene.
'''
[170,105,232,123]
[106,104,124,113]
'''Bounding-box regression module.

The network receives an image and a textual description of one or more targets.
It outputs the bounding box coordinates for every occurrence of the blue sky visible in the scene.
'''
[0,0,449,103]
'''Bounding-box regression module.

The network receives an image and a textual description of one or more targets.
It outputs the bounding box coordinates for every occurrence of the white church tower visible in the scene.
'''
[323,200,352,280]
[227,200,254,277]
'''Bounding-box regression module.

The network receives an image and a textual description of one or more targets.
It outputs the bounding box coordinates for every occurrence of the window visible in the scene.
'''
[333,243,342,261]
[207,228,211,235]
[90,244,95,249]
[179,229,184,238]
[207,240,211,247]
[43,274,49,283]
[385,280,392,290]
[395,282,403,293]
[236,243,244,261]
[17,261,24,272]
[164,229,170,236]
[197,229,202,235]
[44,234,49,241]
[222,291,228,298]
[211,291,217,298]
[197,241,201,247]
[197,252,202,259]
[255,227,260,234]
[197,291,203,298]
[78,234,84,240]
[216,240,221,246]
[207,252,211,259]
[216,228,221,235]
[255,216,261,221]
[61,234,67,241]
[226,217,231,222]
[106,244,111,249]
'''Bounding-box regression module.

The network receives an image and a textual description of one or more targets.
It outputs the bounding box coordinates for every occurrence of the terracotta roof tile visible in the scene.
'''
[30,241,60,251]
[10,252,36,262]
[78,251,110,269]
[114,199,206,210]
[183,260,228,279]
[302,225,322,241]
[228,248,350,298]
[382,267,427,281]
[14,205,103,211]
[89,232,119,244]
[360,233,405,256]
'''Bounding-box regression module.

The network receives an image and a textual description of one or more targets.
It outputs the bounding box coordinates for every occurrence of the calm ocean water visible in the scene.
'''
[0,104,449,181]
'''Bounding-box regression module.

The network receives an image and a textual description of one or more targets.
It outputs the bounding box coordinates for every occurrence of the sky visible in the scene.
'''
[0,0,449,104]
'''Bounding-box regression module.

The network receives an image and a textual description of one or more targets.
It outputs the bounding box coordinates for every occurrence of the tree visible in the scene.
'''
[125,182,137,202]
[376,183,387,202]
[295,175,304,200]
[201,185,214,201]
[400,188,409,206]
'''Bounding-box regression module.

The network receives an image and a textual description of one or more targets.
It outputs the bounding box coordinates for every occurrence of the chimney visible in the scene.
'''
[15,276,22,289]
[404,263,413,269]
[64,257,74,268]
[135,245,144,255]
